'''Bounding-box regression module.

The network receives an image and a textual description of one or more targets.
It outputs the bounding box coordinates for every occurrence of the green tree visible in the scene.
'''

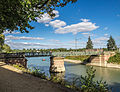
[3,44,11,52]
[86,36,93,49]
[107,36,117,51]
[0,0,77,33]
[0,34,5,51]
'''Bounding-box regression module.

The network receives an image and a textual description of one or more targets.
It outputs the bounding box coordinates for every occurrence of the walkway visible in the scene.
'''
[0,62,75,92]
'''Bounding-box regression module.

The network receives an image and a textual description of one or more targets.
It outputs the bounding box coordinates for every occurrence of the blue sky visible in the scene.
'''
[4,0,120,49]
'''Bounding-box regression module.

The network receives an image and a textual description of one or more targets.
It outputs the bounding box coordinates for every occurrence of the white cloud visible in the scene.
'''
[103,27,108,30]
[5,41,75,49]
[55,19,99,35]
[49,20,66,28]
[81,33,95,37]
[3,31,20,35]
[81,33,90,35]
[45,24,49,27]
[37,10,59,23]
[93,37,109,48]
[81,19,90,22]
[5,35,44,40]
[94,37,109,42]
[104,34,108,36]
[6,41,52,49]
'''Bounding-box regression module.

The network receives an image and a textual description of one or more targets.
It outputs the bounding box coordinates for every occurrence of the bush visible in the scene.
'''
[69,67,110,92]
[30,67,47,79]
[107,53,120,64]
[12,64,28,72]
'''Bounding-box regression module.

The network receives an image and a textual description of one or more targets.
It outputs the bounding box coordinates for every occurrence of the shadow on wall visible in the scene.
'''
[82,55,98,65]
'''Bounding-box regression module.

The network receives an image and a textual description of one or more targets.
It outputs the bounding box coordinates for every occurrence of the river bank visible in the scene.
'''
[86,62,120,69]
[0,62,76,92]
[64,58,120,69]
[64,59,82,64]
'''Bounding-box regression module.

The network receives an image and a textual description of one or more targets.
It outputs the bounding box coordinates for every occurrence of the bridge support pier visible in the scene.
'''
[50,57,65,73]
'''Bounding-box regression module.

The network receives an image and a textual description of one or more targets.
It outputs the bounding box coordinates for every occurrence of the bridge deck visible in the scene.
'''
[0,51,103,58]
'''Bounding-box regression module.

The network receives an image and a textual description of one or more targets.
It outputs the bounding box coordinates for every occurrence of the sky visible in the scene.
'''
[4,0,120,49]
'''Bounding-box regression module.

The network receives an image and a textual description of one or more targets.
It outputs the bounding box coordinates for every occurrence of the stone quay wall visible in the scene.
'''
[87,51,116,67]
[0,53,27,68]
[50,57,65,73]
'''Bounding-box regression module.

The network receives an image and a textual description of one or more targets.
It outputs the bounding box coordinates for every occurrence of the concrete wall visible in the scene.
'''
[50,57,65,73]
[87,51,115,67]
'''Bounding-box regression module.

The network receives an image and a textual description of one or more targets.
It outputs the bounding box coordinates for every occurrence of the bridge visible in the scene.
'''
[23,51,103,57]
[0,51,105,73]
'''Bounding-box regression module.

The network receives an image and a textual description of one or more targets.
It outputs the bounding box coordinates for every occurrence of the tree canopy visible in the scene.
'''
[86,36,93,49]
[0,0,77,33]
[2,44,11,52]
[0,34,5,51]
[107,36,117,50]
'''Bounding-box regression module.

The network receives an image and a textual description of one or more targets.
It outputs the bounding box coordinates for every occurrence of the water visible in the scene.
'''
[27,57,120,91]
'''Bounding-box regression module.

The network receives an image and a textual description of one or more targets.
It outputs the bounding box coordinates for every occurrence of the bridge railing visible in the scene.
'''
[0,51,103,58]
[24,52,52,57]
[52,51,103,57]
[0,53,25,59]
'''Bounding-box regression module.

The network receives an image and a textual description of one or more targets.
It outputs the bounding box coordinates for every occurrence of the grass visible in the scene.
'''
[65,55,90,62]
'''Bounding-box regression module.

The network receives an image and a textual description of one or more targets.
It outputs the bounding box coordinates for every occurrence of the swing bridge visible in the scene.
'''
[24,51,103,57]
[0,51,114,73]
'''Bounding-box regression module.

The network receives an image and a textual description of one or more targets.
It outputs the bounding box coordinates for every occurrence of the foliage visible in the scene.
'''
[71,67,110,92]
[86,36,93,49]
[78,67,110,92]
[13,64,28,73]
[107,53,120,64]
[2,44,11,52]
[49,75,65,84]
[30,67,47,79]
[107,36,117,51]
[12,64,110,92]
[65,55,90,62]
[0,34,5,51]
[0,0,77,33]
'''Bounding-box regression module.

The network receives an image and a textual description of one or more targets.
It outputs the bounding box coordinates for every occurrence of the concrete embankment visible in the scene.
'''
[64,59,82,64]
[86,63,120,69]
[0,62,76,92]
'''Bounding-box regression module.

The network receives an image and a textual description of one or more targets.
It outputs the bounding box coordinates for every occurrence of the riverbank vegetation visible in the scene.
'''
[12,64,111,92]
[65,55,90,62]
[107,53,120,64]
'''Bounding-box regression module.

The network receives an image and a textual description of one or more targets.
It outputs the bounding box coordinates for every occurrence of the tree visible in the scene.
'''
[0,34,5,51]
[107,36,117,51]
[86,36,93,49]
[0,0,77,33]
[3,44,11,52]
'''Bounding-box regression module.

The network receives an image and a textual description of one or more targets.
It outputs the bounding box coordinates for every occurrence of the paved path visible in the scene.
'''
[0,62,75,92]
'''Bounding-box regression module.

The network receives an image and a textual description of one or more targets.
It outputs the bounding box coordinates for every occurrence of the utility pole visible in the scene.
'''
[75,34,81,52]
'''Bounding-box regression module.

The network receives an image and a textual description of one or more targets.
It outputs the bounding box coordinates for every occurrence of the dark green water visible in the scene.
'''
[27,57,120,92]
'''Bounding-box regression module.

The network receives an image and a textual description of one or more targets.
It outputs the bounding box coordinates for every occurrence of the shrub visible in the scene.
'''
[12,64,28,72]
[30,67,47,79]
[108,53,120,64]
[69,67,110,92]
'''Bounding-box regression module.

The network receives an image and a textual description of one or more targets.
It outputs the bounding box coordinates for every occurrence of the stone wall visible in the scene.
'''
[49,57,65,73]
[0,53,27,68]
[87,51,115,67]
